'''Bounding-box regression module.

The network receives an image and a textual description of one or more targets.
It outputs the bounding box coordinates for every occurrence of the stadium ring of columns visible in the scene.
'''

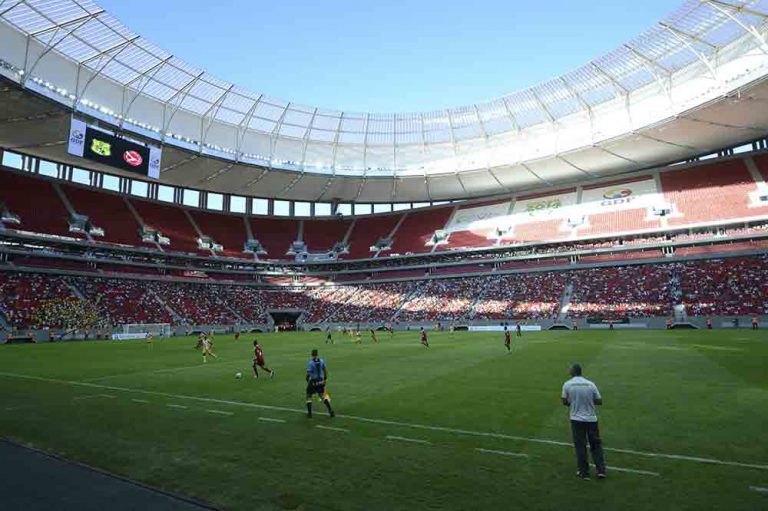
[1,1,768,202]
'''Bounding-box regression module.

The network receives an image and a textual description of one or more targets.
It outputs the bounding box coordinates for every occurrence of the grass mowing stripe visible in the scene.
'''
[1,370,767,472]
[751,486,768,493]
[386,435,431,445]
[166,404,188,409]
[607,466,660,477]
[315,425,349,433]
[475,448,528,458]
[131,399,150,404]
[205,410,234,416]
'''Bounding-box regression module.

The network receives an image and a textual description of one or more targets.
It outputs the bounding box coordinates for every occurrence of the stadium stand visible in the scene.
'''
[661,160,768,225]
[388,208,453,255]
[302,219,352,253]
[567,265,676,319]
[130,199,201,253]
[62,185,141,246]
[345,215,404,258]
[249,217,298,259]
[189,209,249,258]
[0,172,75,238]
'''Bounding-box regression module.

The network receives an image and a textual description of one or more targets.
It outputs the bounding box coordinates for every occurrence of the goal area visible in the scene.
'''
[123,323,172,337]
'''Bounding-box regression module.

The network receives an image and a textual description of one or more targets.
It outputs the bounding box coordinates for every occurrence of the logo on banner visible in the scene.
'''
[123,150,143,167]
[90,139,112,157]
[526,198,561,215]
[601,188,634,206]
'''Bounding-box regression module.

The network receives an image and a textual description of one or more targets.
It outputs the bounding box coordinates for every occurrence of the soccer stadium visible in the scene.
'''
[1,0,768,509]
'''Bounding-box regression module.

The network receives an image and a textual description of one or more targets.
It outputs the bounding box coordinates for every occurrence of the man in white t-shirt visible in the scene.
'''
[561,363,606,480]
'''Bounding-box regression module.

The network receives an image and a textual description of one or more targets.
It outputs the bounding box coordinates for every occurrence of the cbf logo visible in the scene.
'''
[601,188,633,206]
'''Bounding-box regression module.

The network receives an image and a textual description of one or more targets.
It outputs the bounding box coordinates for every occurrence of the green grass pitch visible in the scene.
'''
[1,330,767,510]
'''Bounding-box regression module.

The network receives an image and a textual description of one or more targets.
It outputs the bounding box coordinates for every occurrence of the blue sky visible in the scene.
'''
[98,0,675,113]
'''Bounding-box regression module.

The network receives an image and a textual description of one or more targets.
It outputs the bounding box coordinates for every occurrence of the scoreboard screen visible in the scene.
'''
[68,118,161,179]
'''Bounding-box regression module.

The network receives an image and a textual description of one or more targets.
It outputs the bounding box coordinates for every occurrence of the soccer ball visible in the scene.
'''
[235,372,242,379]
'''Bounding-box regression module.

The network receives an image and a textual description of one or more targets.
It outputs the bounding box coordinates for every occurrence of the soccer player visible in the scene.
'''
[504,326,511,352]
[370,329,378,344]
[195,332,206,350]
[202,338,216,363]
[234,331,240,341]
[252,340,274,379]
[706,318,713,330]
[354,330,362,345]
[325,325,333,344]
[515,321,522,337]
[753,316,759,330]
[562,363,606,480]
[305,349,334,418]
[666,318,673,330]
[420,327,429,348]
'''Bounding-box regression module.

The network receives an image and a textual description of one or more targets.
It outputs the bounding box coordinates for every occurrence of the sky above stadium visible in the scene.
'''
[97,0,674,113]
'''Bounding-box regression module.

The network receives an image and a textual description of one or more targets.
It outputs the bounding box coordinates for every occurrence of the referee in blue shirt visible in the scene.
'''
[306,349,335,418]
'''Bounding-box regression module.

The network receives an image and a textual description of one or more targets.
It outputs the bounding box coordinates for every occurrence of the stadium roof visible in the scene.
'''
[1,0,768,202]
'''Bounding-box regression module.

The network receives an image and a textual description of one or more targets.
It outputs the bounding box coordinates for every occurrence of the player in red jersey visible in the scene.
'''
[504,326,511,352]
[420,327,429,348]
[252,340,274,379]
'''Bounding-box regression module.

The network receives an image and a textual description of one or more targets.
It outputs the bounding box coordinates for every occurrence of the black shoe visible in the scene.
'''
[307,413,312,419]
[576,472,590,480]
[596,472,606,480]
[329,411,335,418]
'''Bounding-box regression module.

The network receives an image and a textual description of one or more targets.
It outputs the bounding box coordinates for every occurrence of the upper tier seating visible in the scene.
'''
[190,210,249,258]
[661,160,768,225]
[249,218,298,259]
[130,199,201,252]
[0,171,75,238]
[389,208,453,255]
[302,219,352,252]
[345,215,401,258]
[62,184,141,246]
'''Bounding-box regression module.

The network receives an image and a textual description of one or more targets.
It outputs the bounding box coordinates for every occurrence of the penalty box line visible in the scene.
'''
[1,371,767,472]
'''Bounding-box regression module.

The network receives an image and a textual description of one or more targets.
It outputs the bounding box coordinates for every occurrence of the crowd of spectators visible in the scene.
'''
[397,278,487,322]
[2,253,767,331]
[680,256,768,316]
[567,265,677,319]
[472,272,568,320]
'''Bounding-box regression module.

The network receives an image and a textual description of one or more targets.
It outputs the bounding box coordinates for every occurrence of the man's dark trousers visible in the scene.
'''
[570,420,606,476]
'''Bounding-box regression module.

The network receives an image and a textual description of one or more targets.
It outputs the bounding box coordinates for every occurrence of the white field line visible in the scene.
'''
[131,398,150,404]
[258,417,285,423]
[316,425,349,433]
[750,486,768,493]
[166,404,187,409]
[475,448,528,458]
[690,344,745,352]
[386,435,431,445]
[1,371,767,471]
[72,393,115,401]
[607,465,660,476]
[83,363,224,382]
[206,409,234,416]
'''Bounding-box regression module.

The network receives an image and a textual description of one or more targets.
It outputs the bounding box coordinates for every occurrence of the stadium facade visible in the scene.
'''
[1,0,768,339]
